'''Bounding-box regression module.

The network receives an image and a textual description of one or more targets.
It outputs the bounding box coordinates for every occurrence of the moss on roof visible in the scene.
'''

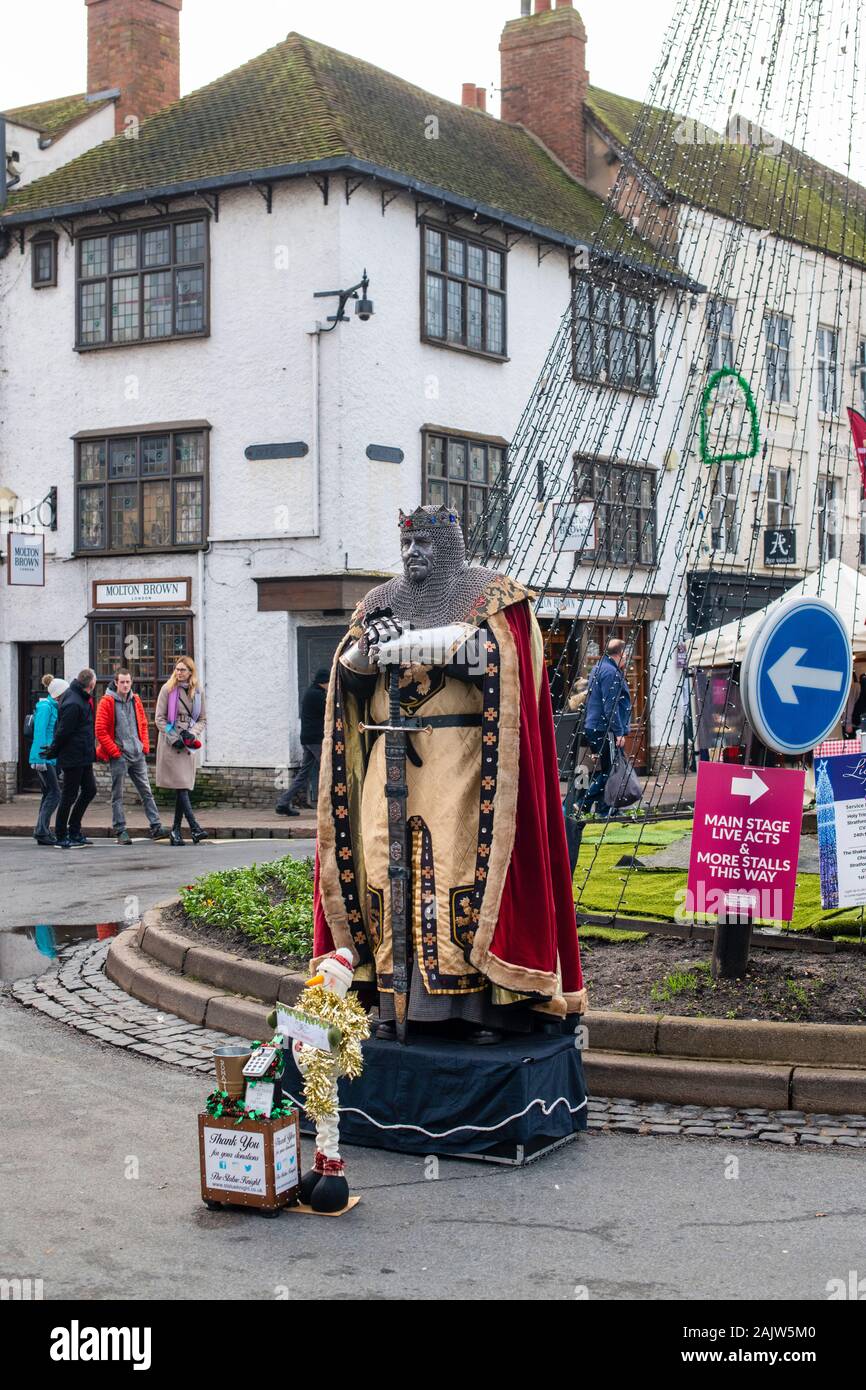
[586,85,866,265]
[3,92,113,140]
[1,33,671,276]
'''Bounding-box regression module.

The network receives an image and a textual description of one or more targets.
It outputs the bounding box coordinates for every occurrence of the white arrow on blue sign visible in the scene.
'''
[741,597,851,755]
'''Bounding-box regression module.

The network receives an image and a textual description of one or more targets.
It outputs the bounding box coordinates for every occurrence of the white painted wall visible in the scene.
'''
[5,105,115,188]
[0,177,597,776]
[675,209,866,586]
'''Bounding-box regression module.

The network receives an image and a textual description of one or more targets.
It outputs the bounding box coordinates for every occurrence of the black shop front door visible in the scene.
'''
[18,643,65,791]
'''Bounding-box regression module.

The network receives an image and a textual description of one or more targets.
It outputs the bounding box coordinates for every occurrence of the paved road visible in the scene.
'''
[2,995,864,1301]
[4,836,865,1301]
[0,835,316,929]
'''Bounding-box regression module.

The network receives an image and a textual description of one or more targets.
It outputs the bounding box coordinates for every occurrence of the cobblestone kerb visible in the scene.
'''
[6,938,866,1151]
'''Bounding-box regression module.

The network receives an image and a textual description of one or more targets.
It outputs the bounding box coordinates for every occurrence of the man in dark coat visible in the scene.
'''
[579,639,632,816]
[276,668,329,816]
[41,668,98,849]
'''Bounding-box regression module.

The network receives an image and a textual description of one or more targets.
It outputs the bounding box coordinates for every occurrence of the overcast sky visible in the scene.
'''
[3,0,678,114]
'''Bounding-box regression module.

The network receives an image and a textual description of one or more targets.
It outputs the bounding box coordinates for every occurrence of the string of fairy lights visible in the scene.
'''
[467,0,866,923]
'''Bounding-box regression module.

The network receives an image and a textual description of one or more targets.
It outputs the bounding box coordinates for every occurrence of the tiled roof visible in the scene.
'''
[3,92,114,141]
[586,85,866,265]
[1,33,677,280]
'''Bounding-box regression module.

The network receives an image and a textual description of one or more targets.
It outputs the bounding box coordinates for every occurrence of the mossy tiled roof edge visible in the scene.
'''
[3,93,115,141]
[586,84,866,267]
[0,33,692,287]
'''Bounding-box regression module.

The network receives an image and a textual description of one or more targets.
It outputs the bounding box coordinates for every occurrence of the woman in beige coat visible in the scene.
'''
[155,655,208,845]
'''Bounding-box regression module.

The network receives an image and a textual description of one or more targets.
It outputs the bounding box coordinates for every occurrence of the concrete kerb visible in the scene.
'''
[107,901,866,1115]
[108,901,307,1033]
[135,900,307,1005]
[585,1009,866,1070]
[584,1051,794,1110]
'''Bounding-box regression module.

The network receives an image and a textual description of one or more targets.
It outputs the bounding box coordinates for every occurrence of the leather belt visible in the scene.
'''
[362,712,482,766]
[422,714,483,728]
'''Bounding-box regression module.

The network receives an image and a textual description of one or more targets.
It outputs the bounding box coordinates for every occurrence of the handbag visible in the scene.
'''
[604,742,643,809]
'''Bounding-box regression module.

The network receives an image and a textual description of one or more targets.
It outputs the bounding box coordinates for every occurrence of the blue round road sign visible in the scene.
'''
[742,597,851,755]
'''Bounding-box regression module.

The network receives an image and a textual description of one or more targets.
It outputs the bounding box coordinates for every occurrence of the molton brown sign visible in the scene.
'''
[92,577,191,608]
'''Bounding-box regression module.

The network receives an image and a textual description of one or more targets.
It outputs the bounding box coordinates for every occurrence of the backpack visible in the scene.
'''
[23,712,35,742]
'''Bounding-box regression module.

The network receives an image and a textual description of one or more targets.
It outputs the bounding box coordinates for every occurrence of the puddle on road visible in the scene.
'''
[0,923,122,985]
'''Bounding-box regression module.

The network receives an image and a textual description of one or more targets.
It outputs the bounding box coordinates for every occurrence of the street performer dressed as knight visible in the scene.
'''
[313,504,586,1042]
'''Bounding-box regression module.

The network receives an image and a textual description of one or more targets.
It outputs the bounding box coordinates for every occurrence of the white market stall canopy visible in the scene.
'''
[689,560,866,668]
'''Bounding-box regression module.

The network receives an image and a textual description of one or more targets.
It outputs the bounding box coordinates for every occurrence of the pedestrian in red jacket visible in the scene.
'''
[95,669,168,844]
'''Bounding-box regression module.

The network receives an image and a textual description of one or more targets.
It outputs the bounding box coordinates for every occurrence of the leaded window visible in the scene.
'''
[422,431,507,553]
[90,616,193,752]
[75,428,207,554]
[422,226,506,357]
[76,218,208,348]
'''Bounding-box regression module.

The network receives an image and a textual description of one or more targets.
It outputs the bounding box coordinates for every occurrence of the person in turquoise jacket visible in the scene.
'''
[29,677,69,845]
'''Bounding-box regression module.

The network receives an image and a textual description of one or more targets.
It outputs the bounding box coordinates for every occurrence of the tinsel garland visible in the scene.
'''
[205,1089,293,1124]
[295,984,370,1122]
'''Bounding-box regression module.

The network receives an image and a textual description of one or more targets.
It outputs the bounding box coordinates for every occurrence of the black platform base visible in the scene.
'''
[281,1031,587,1164]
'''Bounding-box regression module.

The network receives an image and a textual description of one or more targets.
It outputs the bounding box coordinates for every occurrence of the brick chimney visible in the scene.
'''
[461,83,487,112]
[86,0,182,135]
[500,0,588,180]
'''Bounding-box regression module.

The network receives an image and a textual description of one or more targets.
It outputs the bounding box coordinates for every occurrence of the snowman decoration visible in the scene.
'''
[291,947,369,1213]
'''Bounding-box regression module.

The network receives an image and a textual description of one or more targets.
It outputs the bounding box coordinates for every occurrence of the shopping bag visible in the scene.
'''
[604,747,642,809]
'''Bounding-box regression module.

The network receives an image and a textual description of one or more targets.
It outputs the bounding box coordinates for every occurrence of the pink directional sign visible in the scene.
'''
[687,762,805,922]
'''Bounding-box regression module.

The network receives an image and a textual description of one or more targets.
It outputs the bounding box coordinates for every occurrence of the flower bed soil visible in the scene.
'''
[160,900,309,972]
[158,901,866,1025]
[582,933,866,1024]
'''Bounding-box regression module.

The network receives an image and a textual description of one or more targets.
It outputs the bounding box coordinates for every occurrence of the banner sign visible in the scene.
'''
[815,752,866,908]
[687,761,805,921]
[276,1006,338,1053]
[7,532,44,586]
[273,1125,299,1194]
[847,408,866,492]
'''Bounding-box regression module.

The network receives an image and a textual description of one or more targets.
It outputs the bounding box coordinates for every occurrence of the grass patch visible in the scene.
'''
[180,855,315,957]
[579,925,648,943]
[785,979,810,1008]
[580,818,693,846]
[650,968,701,1003]
[574,838,866,939]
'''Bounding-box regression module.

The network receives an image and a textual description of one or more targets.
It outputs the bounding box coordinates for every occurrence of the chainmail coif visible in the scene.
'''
[361,505,501,629]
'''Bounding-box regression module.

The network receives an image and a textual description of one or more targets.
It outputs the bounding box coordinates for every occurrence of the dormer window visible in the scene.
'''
[75,216,209,349]
[31,233,58,289]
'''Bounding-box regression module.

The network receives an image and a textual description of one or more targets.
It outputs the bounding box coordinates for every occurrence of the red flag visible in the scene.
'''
[848,407,866,492]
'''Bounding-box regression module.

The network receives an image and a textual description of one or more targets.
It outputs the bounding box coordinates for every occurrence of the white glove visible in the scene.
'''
[373,623,477,670]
